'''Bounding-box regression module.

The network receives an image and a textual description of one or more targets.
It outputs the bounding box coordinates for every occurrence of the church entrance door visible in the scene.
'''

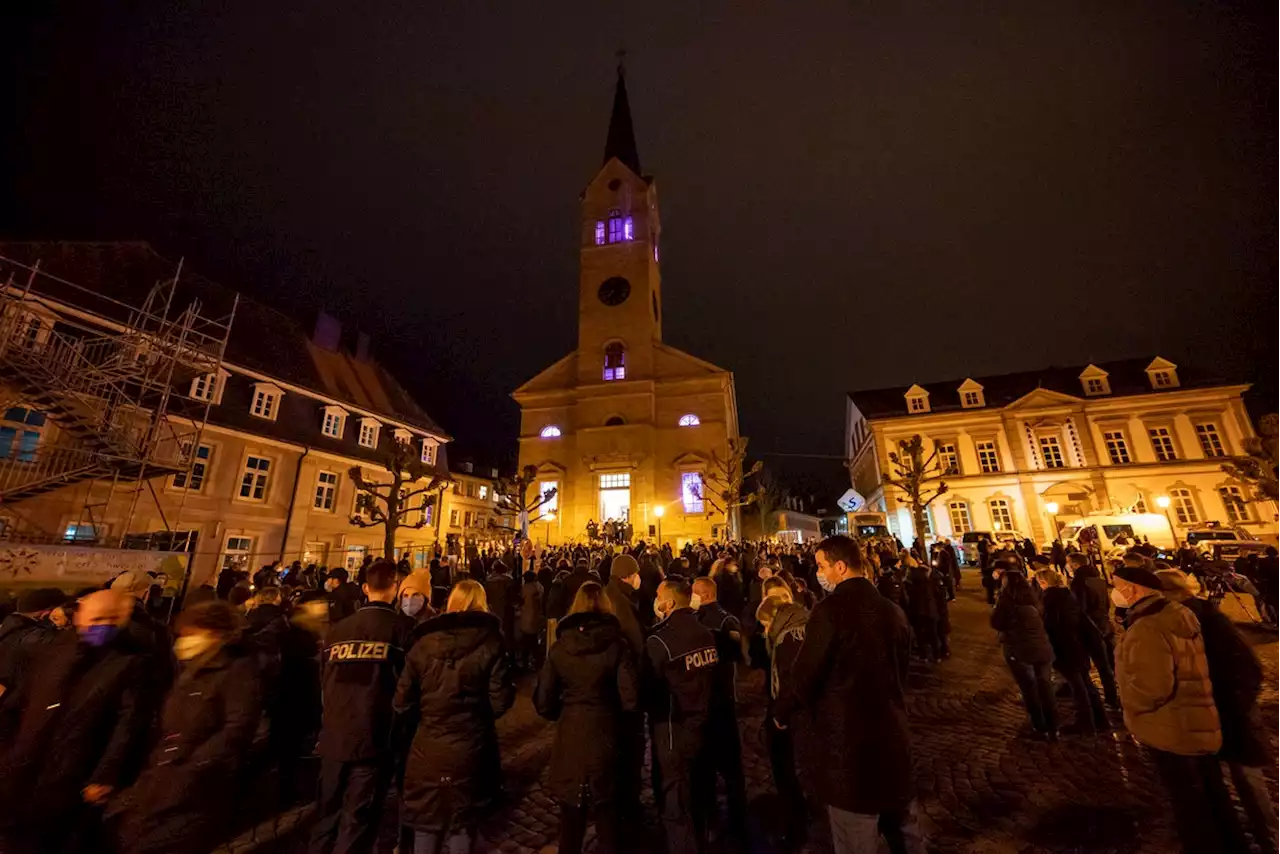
[599,472,631,523]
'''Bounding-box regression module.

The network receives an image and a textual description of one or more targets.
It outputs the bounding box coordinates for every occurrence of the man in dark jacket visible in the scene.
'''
[312,561,417,854]
[646,580,720,854]
[482,560,519,660]
[691,577,749,850]
[1068,555,1120,707]
[774,536,923,854]
[326,567,363,622]
[605,554,646,658]
[0,589,150,854]
[0,587,66,738]
[605,553,647,835]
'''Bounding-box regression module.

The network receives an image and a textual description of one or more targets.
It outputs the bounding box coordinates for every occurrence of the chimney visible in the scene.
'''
[312,311,342,352]
[461,462,473,474]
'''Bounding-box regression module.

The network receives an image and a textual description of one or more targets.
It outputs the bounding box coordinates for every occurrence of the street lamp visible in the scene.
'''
[653,504,664,546]
[1155,495,1176,547]
[544,512,556,546]
[1045,501,1060,541]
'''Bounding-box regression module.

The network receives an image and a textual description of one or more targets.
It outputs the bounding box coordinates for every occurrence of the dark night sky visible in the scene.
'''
[4,2,1275,480]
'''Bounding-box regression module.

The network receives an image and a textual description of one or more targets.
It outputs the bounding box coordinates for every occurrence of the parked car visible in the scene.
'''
[958,530,1028,565]
[1185,524,1269,560]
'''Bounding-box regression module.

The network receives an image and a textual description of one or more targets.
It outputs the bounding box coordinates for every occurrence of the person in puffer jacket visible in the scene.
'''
[533,581,638,854]
[394,579,515,854]
[756,595,812,848]
[1112,564,1232,854]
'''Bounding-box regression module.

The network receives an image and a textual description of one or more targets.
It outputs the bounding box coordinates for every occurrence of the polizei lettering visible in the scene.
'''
[683,647,719,670]
[328,641,390,662]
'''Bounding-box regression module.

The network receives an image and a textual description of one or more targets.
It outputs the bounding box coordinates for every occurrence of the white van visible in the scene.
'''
[959,530,1030,565]
[1058,512,1175,559]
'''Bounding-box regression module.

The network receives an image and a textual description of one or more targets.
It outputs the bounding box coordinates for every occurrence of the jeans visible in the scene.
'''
[766,718,807,838]
[558,799,619,854]
[911,618,940,661]
[1004,656,1059,733]
[310,758,390,854]
[413,827,477,854]
[1057,666,1106,733]
[827,801,927,854]
[691,709,749,848]
[1150,749,1240,854]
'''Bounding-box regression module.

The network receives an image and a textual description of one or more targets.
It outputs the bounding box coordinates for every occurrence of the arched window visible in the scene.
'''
[678,413,700,427]
[539,425,562,438]
[603,343,626,381]
[605,416,626,427]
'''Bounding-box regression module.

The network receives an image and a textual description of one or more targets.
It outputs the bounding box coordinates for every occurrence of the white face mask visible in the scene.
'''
[324,578,340,592]
[401,593,426,617]
[690,593,703,610]
[1110,588,1128,608]
[174,633,218,661]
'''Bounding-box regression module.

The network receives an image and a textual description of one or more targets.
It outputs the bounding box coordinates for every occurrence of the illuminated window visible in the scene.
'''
[539,425,562,438]
[172,443,212,491]
[1196,423,1225,458]
[478,485,489,500]
[222,536,253,572]
[607,209,625,243]
[450,508,460,527]
[594,220,605,246]
[937,442,960,475]
[540,480,559,513]
[603,343,626,381]
[0,407,45,462]
[1170,488,1198,524]
[1038,436,1065,468]
[1219,486,1250,523]
[623,216,634,240]
[239,455,271,501]
[682,471,705,514]
[948,501,971,533]
[1103,431,1131,465]
[988,499,1014,531]
[975,441,1001,473]
[1148,427,1178,461]
[678,413,701,427]
[314,471,338,511]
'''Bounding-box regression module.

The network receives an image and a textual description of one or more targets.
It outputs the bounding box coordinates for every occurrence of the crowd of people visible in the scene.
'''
[585,518,634,547]
[0,530,1273,854]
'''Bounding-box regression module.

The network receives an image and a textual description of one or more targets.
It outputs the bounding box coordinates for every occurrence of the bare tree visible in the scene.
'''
[690,437,762,540]
[1222,413,1279,503]
[349,439,451,559]
[490,464,557,539]
[881,434,948,548]
[750,465,788,538]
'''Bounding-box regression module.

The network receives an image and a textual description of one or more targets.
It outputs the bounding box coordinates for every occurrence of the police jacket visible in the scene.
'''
[317,601,416,761]
[696,602,742,715]
[644,608,717,735]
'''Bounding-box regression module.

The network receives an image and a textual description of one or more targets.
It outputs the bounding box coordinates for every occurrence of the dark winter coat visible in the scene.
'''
[904,566,940,622]
[991,585,1053,665]
[1040,587,1090,672]
[1181,597,1267,765]
[562,567,595,613]
[533,612,638,806]
[0,613,59,737]
[876,572,907,610]
[118,644,262,854]
[773,577,913,814]
[716,571,747,620]
[483,571,518,640]
[0,630,150,831]
[545,572,572,622]
[518,579,544,636]
[328,582,363,622]
[1070,565,1113,639]
[604,577,645,660]
[394,610,514,831]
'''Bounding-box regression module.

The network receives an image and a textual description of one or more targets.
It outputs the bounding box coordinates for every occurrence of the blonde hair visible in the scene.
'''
[761,576,794,604]
[569,581,615,616]
[756,595,786,629]
[1035,568,1065,588]
[446,579,488,614]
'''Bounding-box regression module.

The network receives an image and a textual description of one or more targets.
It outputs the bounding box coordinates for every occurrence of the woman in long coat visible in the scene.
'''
[395,580,514,853]
[117,601,261,853]
[533,581,638,853]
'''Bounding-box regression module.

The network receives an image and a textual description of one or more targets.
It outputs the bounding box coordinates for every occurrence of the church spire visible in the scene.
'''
[603,54,642,176]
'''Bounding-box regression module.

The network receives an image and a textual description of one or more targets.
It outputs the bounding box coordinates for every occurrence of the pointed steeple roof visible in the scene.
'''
[603,61,641,176]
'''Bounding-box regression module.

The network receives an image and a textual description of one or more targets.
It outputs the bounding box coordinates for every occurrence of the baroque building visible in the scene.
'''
[845,358,1278,546]
[513,69,740,546]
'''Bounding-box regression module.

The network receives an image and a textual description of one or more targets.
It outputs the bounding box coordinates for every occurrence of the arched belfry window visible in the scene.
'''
[678,414,700,427]
[603,343,626,381]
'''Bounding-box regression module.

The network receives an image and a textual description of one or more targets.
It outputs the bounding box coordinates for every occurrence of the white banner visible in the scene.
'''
[0,544,188,591]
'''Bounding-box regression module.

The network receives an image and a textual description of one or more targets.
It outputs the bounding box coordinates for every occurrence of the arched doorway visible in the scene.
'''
[1041,481,1096,519]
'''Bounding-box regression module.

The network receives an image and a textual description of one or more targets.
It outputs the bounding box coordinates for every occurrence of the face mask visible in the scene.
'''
[1110,588,1128,609]
[174,633,218,661]
[79,624,119,648]
[690,594,703,610]
[817,573,837,593]
[401,593,426,617]
[324,579,340,592]
[629,574,642,591]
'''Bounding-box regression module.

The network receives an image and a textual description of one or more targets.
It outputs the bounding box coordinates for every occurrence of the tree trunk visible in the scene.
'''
[911,502,927,553]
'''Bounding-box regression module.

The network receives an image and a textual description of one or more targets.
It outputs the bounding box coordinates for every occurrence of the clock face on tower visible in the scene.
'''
[597,276,631,307]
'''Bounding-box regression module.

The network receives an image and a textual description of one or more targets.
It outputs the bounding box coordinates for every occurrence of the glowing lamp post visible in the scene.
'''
[653,504,665,546]
[1155,495,1176,546]
[1045,501,1060,541]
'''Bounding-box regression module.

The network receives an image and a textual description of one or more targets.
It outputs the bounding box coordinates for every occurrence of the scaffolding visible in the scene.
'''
[0,252,237,547]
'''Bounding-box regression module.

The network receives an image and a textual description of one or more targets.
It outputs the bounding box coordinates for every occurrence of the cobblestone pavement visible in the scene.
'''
[253,572,1277,853]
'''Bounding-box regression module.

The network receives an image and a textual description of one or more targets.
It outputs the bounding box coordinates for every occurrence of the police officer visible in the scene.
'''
[646,580,718,854]
[691,577,749,850]
[311,560,416,854]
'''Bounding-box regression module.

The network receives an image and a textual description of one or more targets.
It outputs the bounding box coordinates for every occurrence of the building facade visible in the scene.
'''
[512,70,740,547]
[846,357,1278,547]
[0,242,453,588]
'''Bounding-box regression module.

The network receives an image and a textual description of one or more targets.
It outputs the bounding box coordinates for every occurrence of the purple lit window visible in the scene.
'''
[623,216,634,240]
[607,211,624,243]
[594,221,605,246]
[603,342,626,381]
[682,472,705,514]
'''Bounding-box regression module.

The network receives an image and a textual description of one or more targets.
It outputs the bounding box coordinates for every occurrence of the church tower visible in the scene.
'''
[576,64,663,385]
[513,66,739,547]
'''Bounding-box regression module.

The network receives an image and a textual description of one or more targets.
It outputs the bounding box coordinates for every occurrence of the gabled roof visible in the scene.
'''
[603,65,642,177]
[848,357,1242,420]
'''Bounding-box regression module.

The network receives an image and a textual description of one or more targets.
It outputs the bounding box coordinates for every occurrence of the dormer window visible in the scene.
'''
[250,383,283,421]
[603,342,626,381]
[393,427,412,445]
[958,379,984,409]
[1145,357,1180,390]
[189,368,229,405]
[540,425,562,439]
[905,384,930,414]
[320,405,348,439]
[421,440,438,466]
[358,418,381,449]
[594,220,606,246]
[1079,365,1110,396]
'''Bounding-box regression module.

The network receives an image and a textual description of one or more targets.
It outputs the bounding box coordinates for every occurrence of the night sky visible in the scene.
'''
[4,3,1275,484]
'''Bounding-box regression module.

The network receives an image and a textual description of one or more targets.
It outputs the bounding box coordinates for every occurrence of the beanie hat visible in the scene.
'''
[18,587,68,613]
[1114,563,1165,591]
[611,553,640,580]
[109,570,149,596]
